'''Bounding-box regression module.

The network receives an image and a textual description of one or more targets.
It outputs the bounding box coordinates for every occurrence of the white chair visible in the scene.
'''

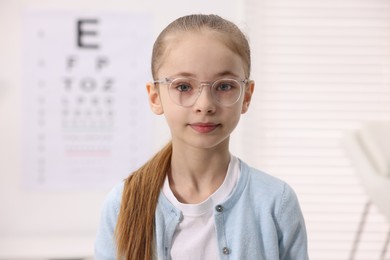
[343,121,390,223]
[343,121,390,259]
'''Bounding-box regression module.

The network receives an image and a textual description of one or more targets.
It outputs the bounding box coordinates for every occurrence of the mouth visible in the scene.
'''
[189,123,220,133]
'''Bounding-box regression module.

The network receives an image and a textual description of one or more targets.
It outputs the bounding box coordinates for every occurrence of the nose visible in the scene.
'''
[192,84,216,113]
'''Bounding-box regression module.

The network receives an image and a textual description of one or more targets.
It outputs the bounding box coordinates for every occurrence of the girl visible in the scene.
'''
[95,14,309,260]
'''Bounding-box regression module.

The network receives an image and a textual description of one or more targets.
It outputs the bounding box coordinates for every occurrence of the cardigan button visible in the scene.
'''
[222,247,230,255]
[215,205,223,212]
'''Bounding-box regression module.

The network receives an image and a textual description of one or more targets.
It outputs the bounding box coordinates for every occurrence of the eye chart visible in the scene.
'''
[22,11,154,189]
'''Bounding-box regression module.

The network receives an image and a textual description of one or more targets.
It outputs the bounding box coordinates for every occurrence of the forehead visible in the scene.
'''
[157,30,245,79]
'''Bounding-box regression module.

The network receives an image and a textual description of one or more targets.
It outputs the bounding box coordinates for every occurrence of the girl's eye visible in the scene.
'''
[175,83,192,92]
[217,82,234,91]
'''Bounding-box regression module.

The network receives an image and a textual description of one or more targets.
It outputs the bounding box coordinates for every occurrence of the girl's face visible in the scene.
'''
[147,30,254,151]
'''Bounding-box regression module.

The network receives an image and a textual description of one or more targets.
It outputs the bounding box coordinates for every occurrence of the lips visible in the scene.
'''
[189,123,220,133]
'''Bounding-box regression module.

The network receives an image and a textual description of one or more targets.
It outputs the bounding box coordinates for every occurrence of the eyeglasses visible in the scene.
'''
[153,77,248,107]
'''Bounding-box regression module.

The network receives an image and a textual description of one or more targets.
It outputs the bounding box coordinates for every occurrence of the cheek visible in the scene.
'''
[231,112,242,127]
[224,106,242,127]
[163,105,185,127]
[158,89,170,105]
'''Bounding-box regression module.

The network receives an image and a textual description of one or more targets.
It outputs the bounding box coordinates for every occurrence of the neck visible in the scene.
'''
[168,143,231,204]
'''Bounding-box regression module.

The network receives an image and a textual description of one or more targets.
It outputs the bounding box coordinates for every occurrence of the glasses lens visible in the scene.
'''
[168,78,198,107]
[212,79,242,106]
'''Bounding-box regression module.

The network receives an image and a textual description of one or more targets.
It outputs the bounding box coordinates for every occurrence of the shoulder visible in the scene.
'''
[99,181,125,225]
[94,182,125,259]
[240,159,288,195]
[239,159,300,216]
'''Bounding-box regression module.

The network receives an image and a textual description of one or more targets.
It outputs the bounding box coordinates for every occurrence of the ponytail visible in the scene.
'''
[115,142,172,259]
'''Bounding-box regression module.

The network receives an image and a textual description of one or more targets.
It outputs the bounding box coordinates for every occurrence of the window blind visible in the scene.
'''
[241,0,390,259]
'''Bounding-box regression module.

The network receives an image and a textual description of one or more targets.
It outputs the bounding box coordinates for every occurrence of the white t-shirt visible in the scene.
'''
[162,155,240,259]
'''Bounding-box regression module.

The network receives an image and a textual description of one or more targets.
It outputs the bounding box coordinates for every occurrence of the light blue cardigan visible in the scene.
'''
[94,160,309,260]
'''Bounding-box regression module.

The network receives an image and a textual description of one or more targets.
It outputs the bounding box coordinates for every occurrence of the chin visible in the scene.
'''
[188,136,230,150]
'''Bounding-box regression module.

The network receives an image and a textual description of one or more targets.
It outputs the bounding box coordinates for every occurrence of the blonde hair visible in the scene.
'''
[115,14,251,260]
[152,14,251,79]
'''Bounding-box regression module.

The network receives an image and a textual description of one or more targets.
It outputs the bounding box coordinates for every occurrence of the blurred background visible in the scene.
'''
[0,0,389,259]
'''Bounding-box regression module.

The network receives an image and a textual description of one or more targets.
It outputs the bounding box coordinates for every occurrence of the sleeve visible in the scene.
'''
[94,183,123,260]
[276,183,309,260]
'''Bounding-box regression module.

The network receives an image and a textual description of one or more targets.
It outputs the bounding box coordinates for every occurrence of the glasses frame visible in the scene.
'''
[153,77,249,107]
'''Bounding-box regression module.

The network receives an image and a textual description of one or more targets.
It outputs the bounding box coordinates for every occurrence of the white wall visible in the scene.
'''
[0,1,242,259]
[243,0,390,259]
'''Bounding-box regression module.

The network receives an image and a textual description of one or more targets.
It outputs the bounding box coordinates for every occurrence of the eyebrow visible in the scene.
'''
[215,70,240,78]
[172,70,241,79]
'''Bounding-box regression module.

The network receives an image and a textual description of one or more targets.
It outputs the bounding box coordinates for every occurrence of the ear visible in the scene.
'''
[241,80,255,114]
[146,82,164,115]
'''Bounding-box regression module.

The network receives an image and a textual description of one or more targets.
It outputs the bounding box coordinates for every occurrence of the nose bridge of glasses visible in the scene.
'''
[198,81,213,91]
[197,82,214,97]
